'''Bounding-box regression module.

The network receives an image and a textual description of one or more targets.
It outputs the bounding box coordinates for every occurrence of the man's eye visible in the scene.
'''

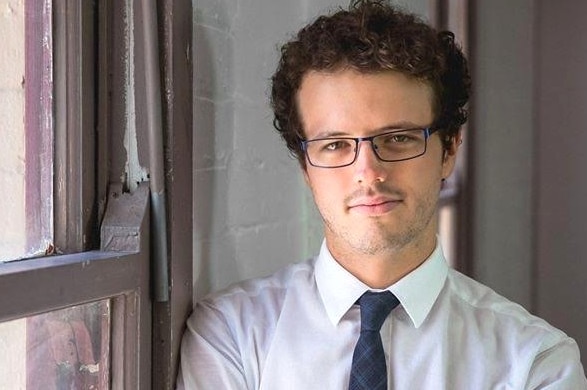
[389,134,416,143]
[380,133,418,144]
[323,140,351,151]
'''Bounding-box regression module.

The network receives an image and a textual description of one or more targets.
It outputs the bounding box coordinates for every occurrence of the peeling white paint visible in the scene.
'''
[123,0,149,192]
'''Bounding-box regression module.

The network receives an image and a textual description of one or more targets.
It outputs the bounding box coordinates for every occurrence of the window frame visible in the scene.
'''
[0,0,193,388]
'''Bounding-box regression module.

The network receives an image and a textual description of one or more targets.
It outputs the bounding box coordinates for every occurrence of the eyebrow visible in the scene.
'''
[311,121,428,139]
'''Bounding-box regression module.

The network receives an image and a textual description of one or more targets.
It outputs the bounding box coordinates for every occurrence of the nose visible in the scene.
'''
[353,140,388,184]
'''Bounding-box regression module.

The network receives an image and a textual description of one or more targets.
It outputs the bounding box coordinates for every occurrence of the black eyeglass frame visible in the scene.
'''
[300,127,439,168]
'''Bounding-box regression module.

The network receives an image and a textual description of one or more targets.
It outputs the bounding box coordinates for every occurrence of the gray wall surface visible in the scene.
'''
[535,0,587,362]
[471,0,587,361]
[470,0,535,309]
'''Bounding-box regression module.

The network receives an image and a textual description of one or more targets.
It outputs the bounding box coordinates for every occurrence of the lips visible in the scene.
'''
[347,196,402,215]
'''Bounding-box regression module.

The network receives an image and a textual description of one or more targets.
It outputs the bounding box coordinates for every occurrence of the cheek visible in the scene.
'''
[397,160,444,197]
[306,171,346,205]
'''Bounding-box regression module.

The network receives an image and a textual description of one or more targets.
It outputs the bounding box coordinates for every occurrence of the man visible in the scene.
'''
[177,1,587,388]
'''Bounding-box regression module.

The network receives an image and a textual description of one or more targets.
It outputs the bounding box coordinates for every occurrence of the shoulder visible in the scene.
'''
[447,270,558,329]
[177,259,318,389]
[446,268,575,353]
[444,270,586,386]
[192,257,317,328]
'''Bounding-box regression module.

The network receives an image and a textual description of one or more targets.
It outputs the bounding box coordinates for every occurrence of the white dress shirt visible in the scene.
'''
[177,241,587,389]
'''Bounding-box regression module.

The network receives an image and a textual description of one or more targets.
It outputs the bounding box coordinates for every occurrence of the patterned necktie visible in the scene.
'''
[348,291,400,390]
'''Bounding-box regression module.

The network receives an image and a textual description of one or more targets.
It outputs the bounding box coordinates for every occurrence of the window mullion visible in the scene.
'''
[53,0,97,254]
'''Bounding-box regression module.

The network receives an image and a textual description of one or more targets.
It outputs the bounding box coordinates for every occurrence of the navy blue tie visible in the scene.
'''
[349,291,400,390]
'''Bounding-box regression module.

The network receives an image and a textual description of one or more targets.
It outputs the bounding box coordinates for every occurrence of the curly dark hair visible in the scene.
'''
[270,0,471,166]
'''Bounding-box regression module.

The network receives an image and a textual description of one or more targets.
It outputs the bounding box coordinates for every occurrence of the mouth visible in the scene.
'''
[347,197,402,216]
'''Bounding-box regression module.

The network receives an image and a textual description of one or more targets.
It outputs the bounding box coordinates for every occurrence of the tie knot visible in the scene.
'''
[358,291,399,332]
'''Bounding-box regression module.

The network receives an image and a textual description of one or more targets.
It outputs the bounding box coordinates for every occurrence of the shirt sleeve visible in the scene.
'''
[176,300,249,390]
[525,336,587,389]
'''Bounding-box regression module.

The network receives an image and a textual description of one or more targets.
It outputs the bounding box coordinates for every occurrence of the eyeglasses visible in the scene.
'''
[301,127,437,168]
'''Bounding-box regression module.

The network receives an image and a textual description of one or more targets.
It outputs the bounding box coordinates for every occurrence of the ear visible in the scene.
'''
[441,131,462,178]
[444,131,462,159]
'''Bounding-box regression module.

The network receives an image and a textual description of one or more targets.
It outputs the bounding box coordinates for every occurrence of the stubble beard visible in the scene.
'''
[321,195,438,259]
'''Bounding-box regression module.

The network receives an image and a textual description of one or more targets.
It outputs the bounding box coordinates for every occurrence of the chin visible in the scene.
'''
[345,232,406,256]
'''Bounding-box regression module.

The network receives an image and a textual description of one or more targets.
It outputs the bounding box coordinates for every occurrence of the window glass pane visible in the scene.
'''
[0,300,110,389]
[0,0,53,262]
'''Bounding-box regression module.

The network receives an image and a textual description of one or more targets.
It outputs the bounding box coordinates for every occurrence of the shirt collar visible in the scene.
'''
[315,239,448,328]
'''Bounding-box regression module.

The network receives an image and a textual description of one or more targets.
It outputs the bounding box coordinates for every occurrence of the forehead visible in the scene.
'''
[297,69,434,138]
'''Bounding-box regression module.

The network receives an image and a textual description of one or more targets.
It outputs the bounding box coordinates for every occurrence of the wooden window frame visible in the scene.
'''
[0,0,192,388]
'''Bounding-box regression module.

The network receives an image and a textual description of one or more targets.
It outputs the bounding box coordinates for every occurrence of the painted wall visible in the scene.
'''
[535,0,587,363]
[471,0,587,360]
[194,0,325,298]
[0,1,27,388]
[470,0,535,308]
[192,0,430,298]
[0,0,26,261]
